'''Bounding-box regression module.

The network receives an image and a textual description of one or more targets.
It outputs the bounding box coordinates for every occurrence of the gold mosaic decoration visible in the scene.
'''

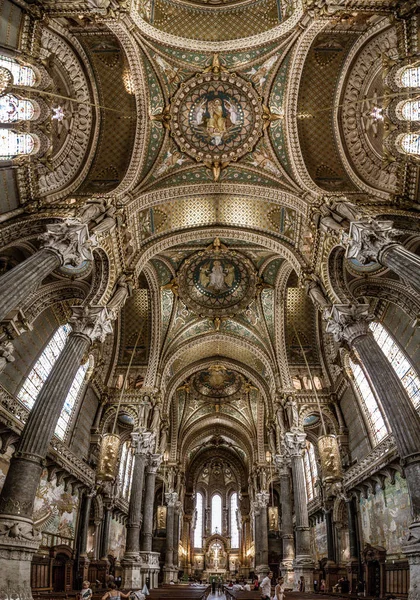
[193,365,242,398]
[177,239,257,318]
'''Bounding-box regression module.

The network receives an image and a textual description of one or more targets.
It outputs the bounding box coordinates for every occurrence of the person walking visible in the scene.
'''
[260,571,273,600]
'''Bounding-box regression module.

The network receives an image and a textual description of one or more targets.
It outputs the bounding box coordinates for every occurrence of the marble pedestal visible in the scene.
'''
[0,532,40,600]
[139,551,160,589]
[163,565,178,583]
[122,555,142,589]
[293,557,314,590]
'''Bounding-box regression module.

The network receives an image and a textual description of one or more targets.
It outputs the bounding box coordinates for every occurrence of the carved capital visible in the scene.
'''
[274,454,291,475]
[0,340,15,373]
[284,431,307,458]
[69,306,113,345]
[325,304,373,346]
[165,491,178,507]
[0,516,42,549]
[147,453,163,474]
[131,431,156,455]
[39,219,97,268]
[256,491,270,508]
[304,0,346,18]
[346,220,399,265]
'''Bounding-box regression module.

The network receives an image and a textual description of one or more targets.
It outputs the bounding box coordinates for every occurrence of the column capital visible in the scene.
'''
[70,305,113,345]
[256,491,270,508]
[325,303,374,346]
[39,219,97,267]
[147,453,163,474]
[346,220,399,265]
[274,454,291,475]
[284,431,307,457]
[165,491,178,507]
[131,430,156,455]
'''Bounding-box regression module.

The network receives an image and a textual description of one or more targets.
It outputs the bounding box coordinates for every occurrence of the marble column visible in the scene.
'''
[324,506,338,591]
[101,505,112,559]
[141,454,162,552]
[346,497,359,593]
[0,220,95,322]
[0,306,112,600]
[163,491,178,583]
[173,500,182,576]
[78,491,94,582]
[326,304,420,600]
[285,431,314,589]
[346,220,420,290]
[275,456,295,584]
[255,491,270,576]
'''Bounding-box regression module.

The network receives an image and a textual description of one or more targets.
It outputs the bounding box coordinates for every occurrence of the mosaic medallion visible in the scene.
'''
[193,365,242,398]
[177,247,257,317]
[170,71,263,163]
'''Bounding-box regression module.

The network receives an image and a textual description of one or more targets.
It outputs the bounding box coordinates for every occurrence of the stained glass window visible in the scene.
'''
[55,360,88,441]
[0,95,35,123]
[303,441,318,501]
[400,66,420,88]
[18,324,72,410]
[194,492,203,548]
[118,440,134,501]
[349,358,388,444]
[400,133,420,155]
[230,492,239,548]
[370,321,420,410]
[401,100,420,121]
[211,493,222,534]
[0,129,35,159]
[0,55,36,86]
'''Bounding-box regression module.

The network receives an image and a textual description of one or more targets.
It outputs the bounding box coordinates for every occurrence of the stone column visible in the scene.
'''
[163,491,178,583]
[346,497,359,593]
[173,500,182,577]
[252,501,261,570]
[101,505,112,559]
[78,491,94,582]
[326,304,420,600]
[0,306,112,600]
[324,505,338,591]
[285,431,314,589]
[0,219,95,322]
[346,220,420,290]
[255,491,270,576]
[141,454,162,551]
[123,431,156,589]
[275,456,295,585]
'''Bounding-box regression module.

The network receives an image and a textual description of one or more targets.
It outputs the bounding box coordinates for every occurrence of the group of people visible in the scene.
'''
[260,571,285,600]
[78,580,147,600]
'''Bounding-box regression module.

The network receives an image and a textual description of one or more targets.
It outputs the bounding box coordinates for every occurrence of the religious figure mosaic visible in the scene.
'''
[170,70,263,168]
[193,365,242,398]
[177,243,257,317]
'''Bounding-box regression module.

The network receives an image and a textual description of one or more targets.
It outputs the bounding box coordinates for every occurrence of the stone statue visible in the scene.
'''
[303,273,330,310]
[107,274,133,313]
[149,398,162,432]
[0,341,15,373]
[268,423,276,454]
[327,197,362,222]
[78,199,107,224]
[285,396,299,430]
[159,422,169,454]
[274,399,286,434]
[91,204,120,236]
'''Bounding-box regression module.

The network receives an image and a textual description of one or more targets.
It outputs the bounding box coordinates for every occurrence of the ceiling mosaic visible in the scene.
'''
[193,365,243,399]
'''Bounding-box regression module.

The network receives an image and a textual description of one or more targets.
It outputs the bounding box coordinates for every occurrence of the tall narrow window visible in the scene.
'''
[349,358,388,444]
[0,129,35,159]
[118,440,134,501]
[0,55,35,86]
[230,492,239,548]
[400,99,420,121]
[400,66,420,88]
[303,441,318,501]
[17,324,88,440]
[370,321,420,410]
[194,492,203,548]
[400,133,420,155]
[211,493,222,534]
[0,95,35,123]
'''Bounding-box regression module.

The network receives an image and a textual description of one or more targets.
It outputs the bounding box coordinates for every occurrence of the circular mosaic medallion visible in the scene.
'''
[193,366,242,398]
[178,249,257,317]
[170,72,263,162]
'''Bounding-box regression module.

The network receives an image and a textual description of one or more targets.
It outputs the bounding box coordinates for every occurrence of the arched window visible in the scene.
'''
[400,65,420,88]
[17,323,89,440]
[194,492,203,548]
[211,493,222,534]
[118,440,134,501]
[349,358,388,444]
[303,441,318,501]
[370,321,420,410]
[0,129,35,159]
[230,492,239,548]
[0,95,35,123]
[399,133,420,155]
[400,99,420,121]
[0,55,36,86]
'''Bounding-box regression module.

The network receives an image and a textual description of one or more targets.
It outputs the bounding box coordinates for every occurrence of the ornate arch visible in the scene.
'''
[349,277,420,321]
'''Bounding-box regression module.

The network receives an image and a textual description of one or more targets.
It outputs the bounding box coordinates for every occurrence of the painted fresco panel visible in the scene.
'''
[359,473,410,556]
[109,518,126,560]
[311,519,327,562]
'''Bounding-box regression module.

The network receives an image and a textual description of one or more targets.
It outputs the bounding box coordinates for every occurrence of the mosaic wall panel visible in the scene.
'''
[0,0,23,49]
[77,35,136,195]
[118,288,151,365]
[286,287,318,365]
[359,473,411,556]
[150,0,280,41]
[135,197,298,244]
[311,518,327,562]
[109,517,126,560]
[141,56,165,181]
[269,53,291,175]
[297,34,358,192]
[0,169,19,214]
